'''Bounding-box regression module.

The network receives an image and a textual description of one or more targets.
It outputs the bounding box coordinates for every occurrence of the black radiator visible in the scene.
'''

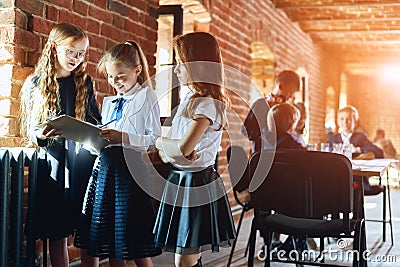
[0,148,38,267]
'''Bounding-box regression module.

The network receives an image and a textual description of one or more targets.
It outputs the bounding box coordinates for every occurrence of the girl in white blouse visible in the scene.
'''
[74,41,161,267]
[153,32,236,267]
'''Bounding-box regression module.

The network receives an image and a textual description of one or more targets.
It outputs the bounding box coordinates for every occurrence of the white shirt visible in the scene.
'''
[101,83,161,151]
[170,91,224,170]
[340,132,352,145]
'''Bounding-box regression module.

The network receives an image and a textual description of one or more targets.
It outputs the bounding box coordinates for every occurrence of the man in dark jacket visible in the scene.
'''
[241,70,301,152]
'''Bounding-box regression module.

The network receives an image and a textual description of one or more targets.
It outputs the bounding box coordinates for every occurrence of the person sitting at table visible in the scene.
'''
[263,103,306,252]
[327,106,383,159]
[373,128,400,172]
[241,70,301,153]
[327,106,383,192]
[373,128,398,159]
[290,102,319,250]
[264,103,306,150]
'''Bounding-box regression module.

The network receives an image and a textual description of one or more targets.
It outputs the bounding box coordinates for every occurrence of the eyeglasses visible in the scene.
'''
[58,46,86,61]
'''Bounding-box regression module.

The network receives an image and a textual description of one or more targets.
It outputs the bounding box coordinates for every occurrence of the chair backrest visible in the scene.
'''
[227,145,250,193]
[249,149,353,219]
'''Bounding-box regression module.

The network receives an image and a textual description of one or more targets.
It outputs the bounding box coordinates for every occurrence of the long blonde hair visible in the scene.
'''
[173,32,230,128]
[97,40,152,88]
[20,23,89,136]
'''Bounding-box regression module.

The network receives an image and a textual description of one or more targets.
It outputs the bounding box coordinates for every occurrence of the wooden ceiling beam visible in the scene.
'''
[316,40,400,45]
[298,18,400,31]
[297,17,400,24]
[269,1,400,75]
[308,30,400,34]
[282,5,400,21]
[272,0,400,8]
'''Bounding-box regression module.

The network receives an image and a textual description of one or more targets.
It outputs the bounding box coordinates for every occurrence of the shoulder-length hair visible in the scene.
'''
[173,32,230,128]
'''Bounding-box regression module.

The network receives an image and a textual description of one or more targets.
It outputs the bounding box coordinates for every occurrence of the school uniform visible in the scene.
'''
[74,83,162,259]
[153,91,236,254]
[276,132,305,149]
[327,131,384,191]
[327,132,384,158]
[22,74,101,241]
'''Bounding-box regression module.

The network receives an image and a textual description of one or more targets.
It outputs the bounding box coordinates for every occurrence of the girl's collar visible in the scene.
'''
[116,83,141,100]
[341,131,353,139]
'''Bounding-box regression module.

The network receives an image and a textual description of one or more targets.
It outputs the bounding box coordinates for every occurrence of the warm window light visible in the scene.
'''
[0,45,12,61]
[155,48,172,117]
[0,64,12,96]
[325,120,336,132]
[380,66,400,83]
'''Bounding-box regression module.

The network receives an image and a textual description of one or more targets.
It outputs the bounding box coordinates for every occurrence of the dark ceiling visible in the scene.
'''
[272,0,400,76]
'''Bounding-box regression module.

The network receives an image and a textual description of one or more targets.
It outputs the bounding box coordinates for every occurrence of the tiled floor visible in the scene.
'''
[151,188,400,267]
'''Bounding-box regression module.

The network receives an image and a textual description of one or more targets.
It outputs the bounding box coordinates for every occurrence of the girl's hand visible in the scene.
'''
[99,128,123,144]
[352,145,362,154]
[37,125,61,140]
[158,150,172,164]
[185,150,198,161]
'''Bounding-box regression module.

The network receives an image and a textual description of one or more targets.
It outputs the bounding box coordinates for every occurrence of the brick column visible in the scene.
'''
[0,1,36,147]
[0,1,38,264]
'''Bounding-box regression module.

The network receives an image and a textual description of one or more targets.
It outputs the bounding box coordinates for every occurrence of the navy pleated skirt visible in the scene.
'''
[74,147,161,260]
[153,166,236,255]
[35,142,96,241]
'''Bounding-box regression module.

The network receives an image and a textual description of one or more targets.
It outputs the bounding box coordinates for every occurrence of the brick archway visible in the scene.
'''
[249,41,275,104]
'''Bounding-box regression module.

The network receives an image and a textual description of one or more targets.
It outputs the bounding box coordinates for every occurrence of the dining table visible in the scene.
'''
[351,158,398,177]
[350,157,397,244]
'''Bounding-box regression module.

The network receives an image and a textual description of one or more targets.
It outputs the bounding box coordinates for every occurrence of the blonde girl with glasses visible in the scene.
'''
[19,23,101,267]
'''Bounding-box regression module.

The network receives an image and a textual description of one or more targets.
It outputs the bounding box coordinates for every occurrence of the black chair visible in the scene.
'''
[226,145,252,267]
[363,174,394,245]
[247,149,367,267]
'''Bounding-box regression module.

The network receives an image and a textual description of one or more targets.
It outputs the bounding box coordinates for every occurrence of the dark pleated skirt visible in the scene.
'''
[153,166,236,255]
[35,142,96,241]
[74,147,161,260]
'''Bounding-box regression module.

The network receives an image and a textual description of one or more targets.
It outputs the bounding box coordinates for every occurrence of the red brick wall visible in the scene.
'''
[348,75,400,153]
[0,0,159,146]
[0,3,31,147]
